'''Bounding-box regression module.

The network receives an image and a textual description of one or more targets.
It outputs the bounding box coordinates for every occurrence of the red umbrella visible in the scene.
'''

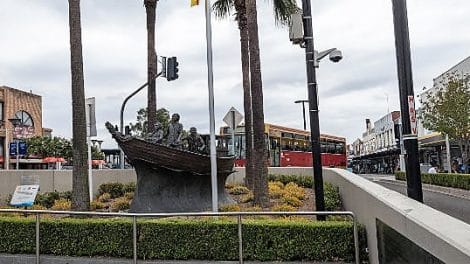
[43,157,57,163]
[92,160,105,165]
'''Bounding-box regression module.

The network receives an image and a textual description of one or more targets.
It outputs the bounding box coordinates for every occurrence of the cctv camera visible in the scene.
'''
[329,50,343,63]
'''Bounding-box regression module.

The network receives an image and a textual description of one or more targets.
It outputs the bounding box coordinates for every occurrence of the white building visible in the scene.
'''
[374,111,401,153]
[418,56,470,137]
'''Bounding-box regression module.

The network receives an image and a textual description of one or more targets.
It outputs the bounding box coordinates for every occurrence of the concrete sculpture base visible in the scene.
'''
[129,160,235,213]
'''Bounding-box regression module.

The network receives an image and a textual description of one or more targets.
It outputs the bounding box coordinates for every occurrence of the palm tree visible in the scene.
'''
[213,0,297,206]
[144,0,158,133]
[68,0,90,210]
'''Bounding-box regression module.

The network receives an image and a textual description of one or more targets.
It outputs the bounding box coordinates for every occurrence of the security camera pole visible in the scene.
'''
[300,0,325,219]
[391,0,423,202]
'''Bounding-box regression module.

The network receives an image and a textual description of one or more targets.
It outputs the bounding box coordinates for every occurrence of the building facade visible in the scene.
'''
[350,112,402,174]
[416,56,470,172]
[0,86,46,169]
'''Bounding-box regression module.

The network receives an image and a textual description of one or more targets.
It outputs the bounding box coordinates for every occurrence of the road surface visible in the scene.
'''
[360,174,470,224]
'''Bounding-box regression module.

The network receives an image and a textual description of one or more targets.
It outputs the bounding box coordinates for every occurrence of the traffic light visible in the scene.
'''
[166,56,179,81]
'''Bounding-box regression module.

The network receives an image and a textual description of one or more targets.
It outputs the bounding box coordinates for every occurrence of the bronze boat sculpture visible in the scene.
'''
[105,122,236,212]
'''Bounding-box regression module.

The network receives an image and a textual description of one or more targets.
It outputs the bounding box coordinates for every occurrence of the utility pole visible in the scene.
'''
[391,0,423,202]
[300,0,325,219]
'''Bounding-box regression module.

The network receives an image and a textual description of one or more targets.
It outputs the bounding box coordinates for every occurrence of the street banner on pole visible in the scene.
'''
[407,95,417,135]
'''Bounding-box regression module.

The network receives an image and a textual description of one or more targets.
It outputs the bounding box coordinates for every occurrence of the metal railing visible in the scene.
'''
[0,209,360,264]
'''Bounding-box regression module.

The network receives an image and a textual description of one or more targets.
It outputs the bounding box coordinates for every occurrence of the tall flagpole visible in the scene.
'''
[204,0,218,212]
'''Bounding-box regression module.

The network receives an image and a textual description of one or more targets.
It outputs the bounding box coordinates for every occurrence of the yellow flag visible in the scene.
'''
[191,0,199,7]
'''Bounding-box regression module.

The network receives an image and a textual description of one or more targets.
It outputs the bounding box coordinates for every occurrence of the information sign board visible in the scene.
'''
[10,185,40,207]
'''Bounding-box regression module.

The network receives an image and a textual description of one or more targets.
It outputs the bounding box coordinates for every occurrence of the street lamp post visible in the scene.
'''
[294,100,309,130]
[391,0,423,202]
[8,118,21,170]
[298,0,343,219]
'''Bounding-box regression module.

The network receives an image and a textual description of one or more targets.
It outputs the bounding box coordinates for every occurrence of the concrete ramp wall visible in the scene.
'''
[324,168,470,264]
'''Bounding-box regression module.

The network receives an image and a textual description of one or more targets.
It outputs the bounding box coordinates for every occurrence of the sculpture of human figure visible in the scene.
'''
[166,113,183,148]
[185,127,206,153]
[147,122,164,144]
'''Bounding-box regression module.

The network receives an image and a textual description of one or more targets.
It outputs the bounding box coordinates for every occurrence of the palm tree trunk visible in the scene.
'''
[246,0,269,207]
[234,0,254,190]
[145,0,158,133]
[68,0,90,210]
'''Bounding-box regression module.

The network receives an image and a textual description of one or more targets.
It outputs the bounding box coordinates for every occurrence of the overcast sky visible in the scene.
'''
[1,0,469,148]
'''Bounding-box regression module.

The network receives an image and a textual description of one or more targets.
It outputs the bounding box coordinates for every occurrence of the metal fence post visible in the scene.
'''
[237,214,243,264]
[133,216,137,264]
[353,214,360,264]
[36,213,40,264]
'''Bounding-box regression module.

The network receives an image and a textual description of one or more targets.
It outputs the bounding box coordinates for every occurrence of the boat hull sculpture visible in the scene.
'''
[105,122,236,212]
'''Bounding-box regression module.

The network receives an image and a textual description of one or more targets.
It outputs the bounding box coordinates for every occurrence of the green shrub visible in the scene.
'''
[35,191,72,209]
[91,201,105,210]
[124,192,134,201]
[267,175,342,211]
[98,182,136,199]
[111,197,130,212]
[281,195,303,208]
[123,182,136,194]
[268,182,284,199]
[0,217,367,261]
[284,182,305,200]
[51,199,71,211]
[240,193,254,203]
[97,193,112,203]
[268,174,313,188]
[219,204,241,212]
[395,171,470,190]
[324,183,342,211]
[229,186,250,195]
[98,183,125,198]
[272,204,297,212]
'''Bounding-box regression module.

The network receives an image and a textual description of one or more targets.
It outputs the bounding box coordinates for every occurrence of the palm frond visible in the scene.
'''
[212,0,235,20]
[271,0,300,26]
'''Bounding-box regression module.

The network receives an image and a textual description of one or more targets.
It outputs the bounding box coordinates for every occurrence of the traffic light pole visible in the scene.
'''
[300,0,325,219]
[119,72,162,169]
[391,0,423,202]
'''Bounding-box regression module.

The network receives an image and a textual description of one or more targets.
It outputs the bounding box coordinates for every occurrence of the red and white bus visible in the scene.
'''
[219,123,347,167]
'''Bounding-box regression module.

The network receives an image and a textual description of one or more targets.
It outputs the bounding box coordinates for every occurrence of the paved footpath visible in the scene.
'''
[0,254,351,264]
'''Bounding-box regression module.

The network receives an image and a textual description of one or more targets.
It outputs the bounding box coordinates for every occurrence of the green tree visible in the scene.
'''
[213,0,297,207]
[420,74,470,164]
[144,0,158,133]
[129,107,170,137]
[26,136,73,160]
[68,0,90,210]
[91,146,105,160]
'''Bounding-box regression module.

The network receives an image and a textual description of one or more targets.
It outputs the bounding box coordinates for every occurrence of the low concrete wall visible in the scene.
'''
[0,170,136,202]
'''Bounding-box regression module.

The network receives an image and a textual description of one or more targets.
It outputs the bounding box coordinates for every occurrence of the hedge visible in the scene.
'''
[395,171,470,190]
[0,216,366,262]
[268,174,342,211]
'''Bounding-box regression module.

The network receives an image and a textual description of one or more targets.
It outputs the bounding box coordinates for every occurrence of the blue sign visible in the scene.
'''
[9,143,16,156]
[19,142,27,155]
[9,142,27,156]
